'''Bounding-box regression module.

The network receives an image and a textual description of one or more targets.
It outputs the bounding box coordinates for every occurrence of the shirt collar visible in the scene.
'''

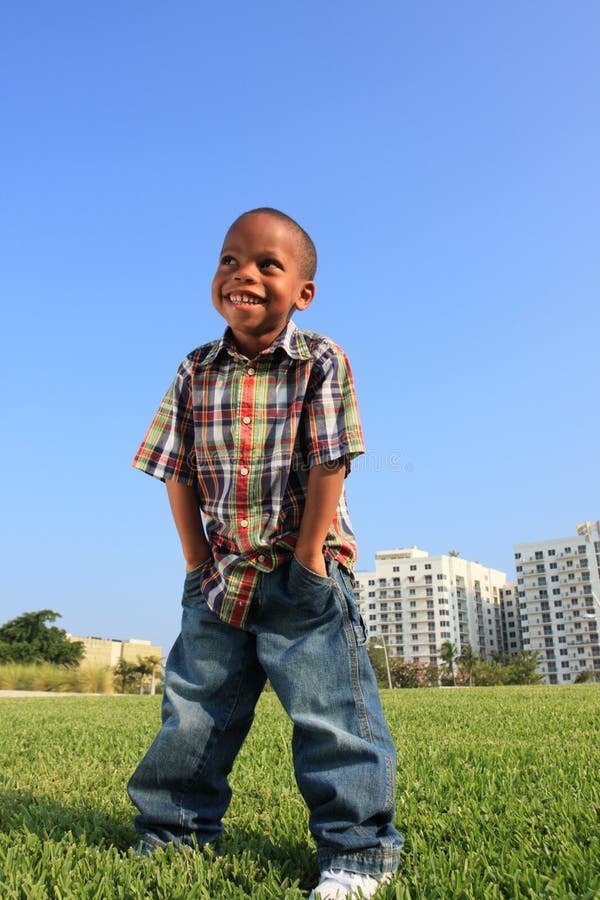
[201,320,312,366]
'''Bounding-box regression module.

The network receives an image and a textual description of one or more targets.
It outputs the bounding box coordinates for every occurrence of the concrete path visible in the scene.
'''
[0,690,128,698]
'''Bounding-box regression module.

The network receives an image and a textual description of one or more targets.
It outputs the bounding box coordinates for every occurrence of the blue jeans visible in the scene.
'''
[127,556,403,875]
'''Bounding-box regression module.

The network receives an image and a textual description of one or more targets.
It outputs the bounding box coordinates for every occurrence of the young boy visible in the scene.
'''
[128,208,403,898]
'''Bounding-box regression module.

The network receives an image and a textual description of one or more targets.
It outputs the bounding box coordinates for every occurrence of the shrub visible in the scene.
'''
[0,663,113,693]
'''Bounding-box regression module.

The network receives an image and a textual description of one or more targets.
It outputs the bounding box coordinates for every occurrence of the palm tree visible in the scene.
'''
[144,655,164,695]
[439,640,457,686]
[457,643,477,687]
[136,656,154,695]
[113,658,138,693]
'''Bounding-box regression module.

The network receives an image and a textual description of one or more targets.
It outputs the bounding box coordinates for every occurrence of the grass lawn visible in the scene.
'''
[0,685,598,898]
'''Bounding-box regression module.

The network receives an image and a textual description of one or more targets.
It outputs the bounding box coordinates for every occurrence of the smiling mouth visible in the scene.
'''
[226,293,266,306]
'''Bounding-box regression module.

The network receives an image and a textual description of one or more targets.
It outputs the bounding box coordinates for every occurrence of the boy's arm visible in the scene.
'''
[294,459,346,577]
[166,479,212,571]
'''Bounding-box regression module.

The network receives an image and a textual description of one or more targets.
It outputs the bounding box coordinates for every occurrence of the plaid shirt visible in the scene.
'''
[133,321,365,628]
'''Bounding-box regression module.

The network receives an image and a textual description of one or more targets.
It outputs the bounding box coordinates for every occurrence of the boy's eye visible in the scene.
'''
[220,255,236,266]
[260,258,281,270]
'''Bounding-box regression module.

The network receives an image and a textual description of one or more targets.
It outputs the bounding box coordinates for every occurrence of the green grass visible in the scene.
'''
[0,686,598,898]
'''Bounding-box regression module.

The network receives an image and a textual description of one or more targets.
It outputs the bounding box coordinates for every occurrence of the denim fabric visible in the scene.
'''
[127,556,403,875]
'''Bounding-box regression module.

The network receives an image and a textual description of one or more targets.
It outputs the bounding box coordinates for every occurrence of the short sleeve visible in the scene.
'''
[303,344,365,472]
[132,358,196,485]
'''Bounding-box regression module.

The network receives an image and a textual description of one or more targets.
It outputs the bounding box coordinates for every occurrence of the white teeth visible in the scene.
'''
[228,294,264,306]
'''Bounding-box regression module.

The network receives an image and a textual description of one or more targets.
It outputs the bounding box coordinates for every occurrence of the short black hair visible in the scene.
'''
[230,207,317,280]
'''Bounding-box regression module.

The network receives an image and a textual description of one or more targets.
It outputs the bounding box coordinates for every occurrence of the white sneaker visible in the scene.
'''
[309,868,393,899]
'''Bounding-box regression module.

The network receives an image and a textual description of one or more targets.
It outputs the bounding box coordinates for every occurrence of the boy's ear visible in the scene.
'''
[295,281,316,311]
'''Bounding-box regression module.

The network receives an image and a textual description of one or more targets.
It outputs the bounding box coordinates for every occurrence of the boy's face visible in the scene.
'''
[211,212,316,358]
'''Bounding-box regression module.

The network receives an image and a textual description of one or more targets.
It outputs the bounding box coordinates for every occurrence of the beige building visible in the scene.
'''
[67,635,162,668]
[355,547,507,666]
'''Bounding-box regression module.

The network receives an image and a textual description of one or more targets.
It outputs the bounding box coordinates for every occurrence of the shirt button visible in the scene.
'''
[242,416,251,425]
[258,554,266,563]
[240,466,249,476]
[241,519,248,528]
[247,367,256,376]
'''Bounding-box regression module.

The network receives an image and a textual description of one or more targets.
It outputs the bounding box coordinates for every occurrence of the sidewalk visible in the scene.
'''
[0,690,132,698]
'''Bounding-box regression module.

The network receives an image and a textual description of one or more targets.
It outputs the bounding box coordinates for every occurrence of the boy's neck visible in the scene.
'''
[228,324,289,360]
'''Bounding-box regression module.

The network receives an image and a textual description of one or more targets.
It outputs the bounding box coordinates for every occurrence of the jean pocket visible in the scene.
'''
[352,613,369,646]
[336,568,369,646]
[182,557,214,608]
[291,553,331,583]
[287,554,334,614]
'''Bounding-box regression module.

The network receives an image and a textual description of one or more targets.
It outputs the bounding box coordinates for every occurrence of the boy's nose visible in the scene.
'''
[234,262,258,282]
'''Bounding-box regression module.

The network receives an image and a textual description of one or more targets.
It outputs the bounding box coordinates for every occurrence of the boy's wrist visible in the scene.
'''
[185,552,212,572]
[294,544,327,577]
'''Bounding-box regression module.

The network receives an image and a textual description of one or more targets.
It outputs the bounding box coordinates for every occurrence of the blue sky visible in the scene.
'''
[2,1,599,654]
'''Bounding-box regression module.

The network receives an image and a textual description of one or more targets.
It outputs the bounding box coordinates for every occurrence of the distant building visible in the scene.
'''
[499,582,522,657]
[514,524,600,684]
[354,547,507,666]
[67,635,162,668]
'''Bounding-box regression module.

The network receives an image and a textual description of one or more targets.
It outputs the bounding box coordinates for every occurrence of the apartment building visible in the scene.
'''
[354,547,507,666]
[514,525,600,684]
[499,582,522,656]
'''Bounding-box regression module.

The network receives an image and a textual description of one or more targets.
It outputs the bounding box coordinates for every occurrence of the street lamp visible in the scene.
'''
[371,634,392,690]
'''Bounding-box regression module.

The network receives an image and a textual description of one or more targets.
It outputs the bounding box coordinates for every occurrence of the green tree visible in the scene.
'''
[0,610,83,666]
[143,655,164,695]
[439,640,457,686]
[457,644,478,687]
[113,658,139,693]
[135,656,158,695]
[505,650,543,685]
[366,639,391,689]
[388,658,420,688]
[471,658,507,686]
